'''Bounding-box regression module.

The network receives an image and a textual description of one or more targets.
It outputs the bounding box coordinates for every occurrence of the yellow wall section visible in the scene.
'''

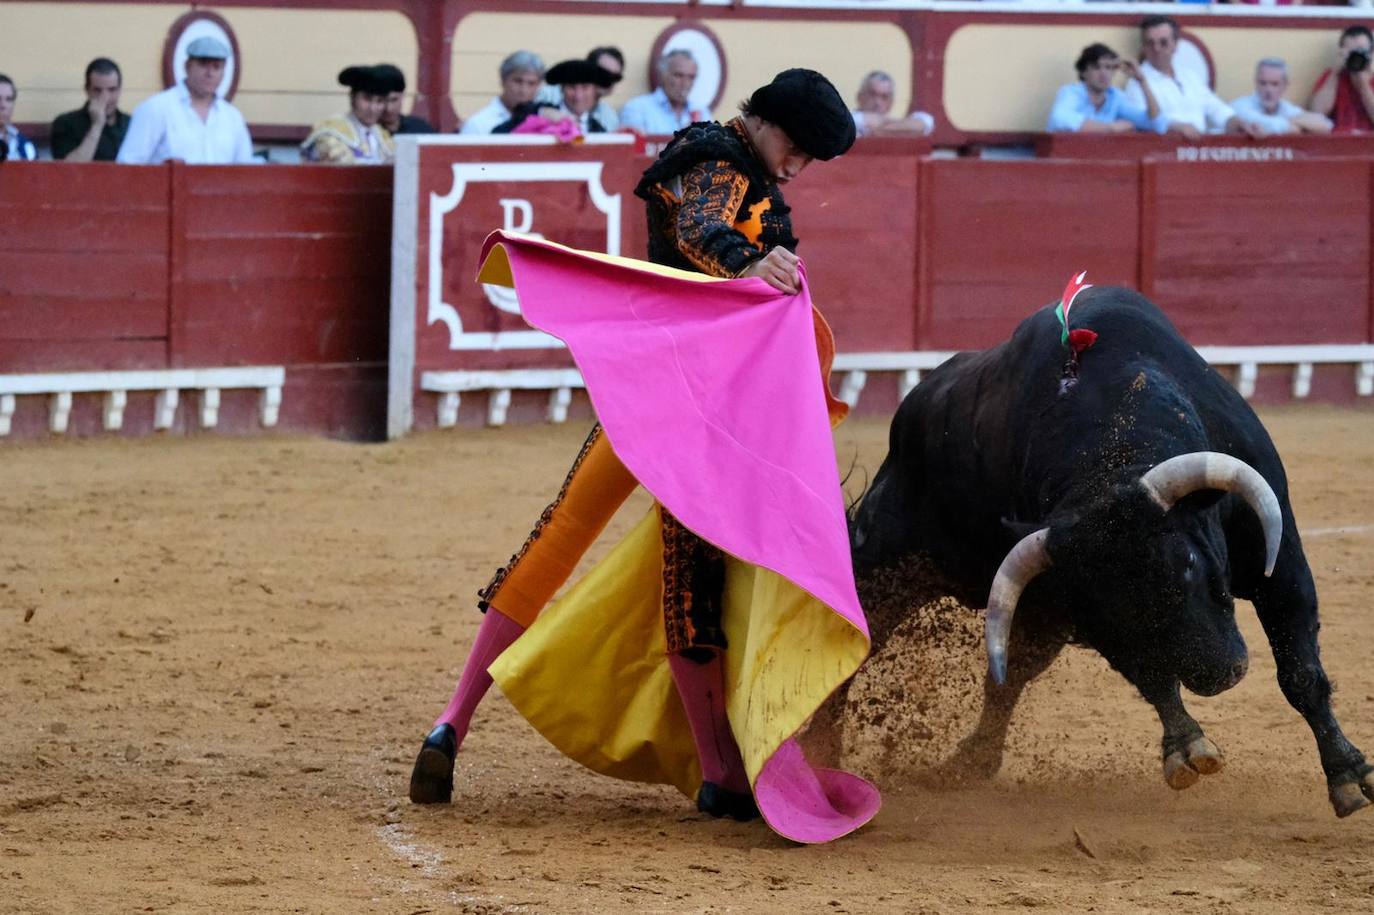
[1,3,189,122]
[706,20,912,117]
[1,2,415,126]
[451,14,911,122]
[228,8,417,125]
[945,24,1346,132]
[1196,27,1336,106]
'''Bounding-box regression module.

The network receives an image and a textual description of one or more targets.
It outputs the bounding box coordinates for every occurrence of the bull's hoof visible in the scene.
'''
[1163,751,1199,789]
[1329,765,1374,818]
[1163,737,1224,790]
[408,724,456,805]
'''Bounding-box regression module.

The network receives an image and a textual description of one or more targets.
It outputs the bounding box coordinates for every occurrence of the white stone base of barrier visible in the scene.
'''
[0,367,286,436]
[420,345,1374,428]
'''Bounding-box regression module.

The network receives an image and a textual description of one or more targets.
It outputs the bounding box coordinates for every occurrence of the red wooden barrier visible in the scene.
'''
[1140,160,1371,345]
[786,139,924,353]
[916,159,1141,349]
[0,162,170,371]
[170,164,393,367]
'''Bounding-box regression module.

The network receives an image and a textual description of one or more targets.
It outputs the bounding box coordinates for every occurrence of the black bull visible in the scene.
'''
[846,286,1373,816]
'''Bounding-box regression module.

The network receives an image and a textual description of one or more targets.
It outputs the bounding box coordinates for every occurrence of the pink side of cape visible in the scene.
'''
[477,231,879,843]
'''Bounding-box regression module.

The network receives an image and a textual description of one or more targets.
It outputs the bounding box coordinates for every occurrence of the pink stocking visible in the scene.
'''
[433,609,526,750]
[668,653,751,794]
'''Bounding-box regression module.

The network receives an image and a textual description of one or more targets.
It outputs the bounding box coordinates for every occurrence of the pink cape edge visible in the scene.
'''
[476,230,881,843]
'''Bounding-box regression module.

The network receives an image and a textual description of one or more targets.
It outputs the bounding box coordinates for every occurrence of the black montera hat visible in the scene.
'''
[372,64,407,94]
[338,65,401,95]
[747,68,856,161]
[544,59,619,89]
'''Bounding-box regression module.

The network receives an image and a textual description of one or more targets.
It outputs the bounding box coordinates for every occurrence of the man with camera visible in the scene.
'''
[1307,25,1374,134]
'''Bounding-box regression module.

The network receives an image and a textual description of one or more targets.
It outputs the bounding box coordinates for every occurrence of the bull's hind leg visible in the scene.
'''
[1245,533,1373,817]
[934,627,1064,782]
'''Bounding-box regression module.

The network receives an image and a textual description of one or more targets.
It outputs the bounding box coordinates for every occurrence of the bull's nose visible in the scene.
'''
[1184,655,1249,697]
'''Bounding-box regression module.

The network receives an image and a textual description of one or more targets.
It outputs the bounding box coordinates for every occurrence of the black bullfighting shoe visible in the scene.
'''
[408,723,456,804]
[696,781,760,822]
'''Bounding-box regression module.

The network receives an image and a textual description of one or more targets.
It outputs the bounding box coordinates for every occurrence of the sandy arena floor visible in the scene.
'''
[3,407,1373,914]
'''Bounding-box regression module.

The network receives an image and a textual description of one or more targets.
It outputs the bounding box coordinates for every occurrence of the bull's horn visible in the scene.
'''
[1138,452,1282,577]
[985,527,1052,686]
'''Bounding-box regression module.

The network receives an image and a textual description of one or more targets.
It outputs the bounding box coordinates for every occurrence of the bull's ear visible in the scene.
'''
[1001,517,1043,540]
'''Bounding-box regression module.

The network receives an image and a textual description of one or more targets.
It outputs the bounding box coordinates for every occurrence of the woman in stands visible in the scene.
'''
[408,69,876,842]
[300,66,397,165]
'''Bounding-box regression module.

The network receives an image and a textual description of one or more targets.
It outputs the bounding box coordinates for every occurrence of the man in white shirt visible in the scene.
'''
[1124,15,1259,140]
[619,50,712,135]
[1232,58,1333,137]
[460,51,544,136]
[117,37,255,164]
[850,70,935,138]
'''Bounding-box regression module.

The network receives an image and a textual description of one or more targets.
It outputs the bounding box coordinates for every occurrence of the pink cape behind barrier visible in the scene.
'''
[477,231,880,843]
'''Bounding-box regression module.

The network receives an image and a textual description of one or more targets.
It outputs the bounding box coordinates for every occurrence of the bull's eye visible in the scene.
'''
[1182,549,1198,582]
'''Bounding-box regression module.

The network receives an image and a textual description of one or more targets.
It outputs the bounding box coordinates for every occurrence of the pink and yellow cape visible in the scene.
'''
[477,231,880,844]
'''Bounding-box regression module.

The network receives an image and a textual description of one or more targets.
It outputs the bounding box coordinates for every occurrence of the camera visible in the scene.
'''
[1346,49,1371,73]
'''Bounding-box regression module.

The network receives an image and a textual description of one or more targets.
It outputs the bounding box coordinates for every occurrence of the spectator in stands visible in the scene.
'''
[851,70,935,137]
[1048,44,1165,134]
[117,37,255,164]
[376,64,435,135]
[619,49,712,135]
[536,47,623,131]
[1124,16,1259,139]
[1233,58,1332,136]
[460,50,544,135]
[1307,25,1374,134]
[50,58,130,161]
[497,58,617,135]
[586,46,624,131]
[301,66,396,164]
[0,74,38,161]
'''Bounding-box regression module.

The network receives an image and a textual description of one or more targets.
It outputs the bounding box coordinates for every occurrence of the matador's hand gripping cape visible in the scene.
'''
[477,230,880,844]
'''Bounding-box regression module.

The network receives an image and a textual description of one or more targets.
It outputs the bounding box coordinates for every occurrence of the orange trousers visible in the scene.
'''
[480,426,638,629]
[478,425,727,654]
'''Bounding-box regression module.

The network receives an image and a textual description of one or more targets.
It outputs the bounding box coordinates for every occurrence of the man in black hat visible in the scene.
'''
[301,65,395,164]
[375,63,434,135]
[495,58,617,135]
[409,68,857,824]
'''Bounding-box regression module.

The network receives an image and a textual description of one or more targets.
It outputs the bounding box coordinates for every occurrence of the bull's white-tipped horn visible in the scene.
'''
[1139,451,1283,577]
[984,528,1052,686]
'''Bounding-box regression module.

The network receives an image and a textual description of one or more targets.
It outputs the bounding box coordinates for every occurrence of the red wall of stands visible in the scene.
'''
[1,152,1371,441]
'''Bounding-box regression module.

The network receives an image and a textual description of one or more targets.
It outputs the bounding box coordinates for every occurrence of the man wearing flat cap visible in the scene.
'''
[118,36,254,164]
[495,58,617,135]
[301,65,397,164]
[409,67,859,826]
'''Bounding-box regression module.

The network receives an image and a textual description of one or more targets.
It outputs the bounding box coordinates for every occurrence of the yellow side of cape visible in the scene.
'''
[488,505,869,798]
